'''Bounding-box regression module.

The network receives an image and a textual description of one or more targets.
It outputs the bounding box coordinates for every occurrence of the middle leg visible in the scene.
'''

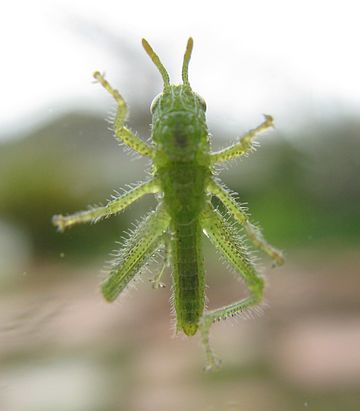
[53,178,160,232]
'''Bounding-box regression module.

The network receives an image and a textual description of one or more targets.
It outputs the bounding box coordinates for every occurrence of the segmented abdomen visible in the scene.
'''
[171,219,205,335]
[160,162,208,335]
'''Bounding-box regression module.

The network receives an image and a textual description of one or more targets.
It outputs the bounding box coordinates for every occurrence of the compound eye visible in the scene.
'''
[200,97,207,112]
[150,94,161,114]
[196,94,207,112]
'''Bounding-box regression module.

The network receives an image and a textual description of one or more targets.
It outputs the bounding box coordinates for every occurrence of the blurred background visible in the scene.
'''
[1,1,360,410]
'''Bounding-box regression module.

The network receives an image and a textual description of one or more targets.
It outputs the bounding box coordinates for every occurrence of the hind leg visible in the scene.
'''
[102,206,170,302]
[200,205,264,370]
[207,179,284,266]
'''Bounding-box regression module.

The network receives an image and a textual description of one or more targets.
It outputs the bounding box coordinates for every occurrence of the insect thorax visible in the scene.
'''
[151,86,210,220]
[151,85,209,163]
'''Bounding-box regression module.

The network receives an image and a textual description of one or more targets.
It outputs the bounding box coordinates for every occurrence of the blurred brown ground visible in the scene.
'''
[0,247,359,411]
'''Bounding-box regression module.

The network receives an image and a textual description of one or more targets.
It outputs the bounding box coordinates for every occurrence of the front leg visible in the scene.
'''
[210,115,273,164]
[200,205,264,370]
[93,72,153,157]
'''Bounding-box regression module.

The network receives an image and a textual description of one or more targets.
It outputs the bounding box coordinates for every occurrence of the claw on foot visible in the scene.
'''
[149,278,166,289]
[204,354,222,372]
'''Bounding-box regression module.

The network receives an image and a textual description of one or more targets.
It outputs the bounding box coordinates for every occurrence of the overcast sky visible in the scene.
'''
[1,0,359,140]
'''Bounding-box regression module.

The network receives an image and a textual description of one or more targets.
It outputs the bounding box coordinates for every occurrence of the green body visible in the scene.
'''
[52,38,284,369]
[152,87,210,334]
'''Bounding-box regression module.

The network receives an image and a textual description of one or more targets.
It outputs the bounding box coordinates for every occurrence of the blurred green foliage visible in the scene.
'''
[1,113,359,260]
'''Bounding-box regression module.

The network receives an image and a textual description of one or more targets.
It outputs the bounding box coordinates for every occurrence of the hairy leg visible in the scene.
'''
[150,232,171,289]
[93,71,153,157]
[200,205,264,370]
[207,179,284,265]
[102,206,170,302]
[210,115,273,164]
[52,179,159,232]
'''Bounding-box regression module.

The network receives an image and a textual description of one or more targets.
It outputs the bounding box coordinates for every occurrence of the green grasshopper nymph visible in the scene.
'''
[52,38,284,370]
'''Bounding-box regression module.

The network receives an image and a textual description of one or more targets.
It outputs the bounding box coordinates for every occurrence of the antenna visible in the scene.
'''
[142,38,170,88]
[182,37,193,87]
